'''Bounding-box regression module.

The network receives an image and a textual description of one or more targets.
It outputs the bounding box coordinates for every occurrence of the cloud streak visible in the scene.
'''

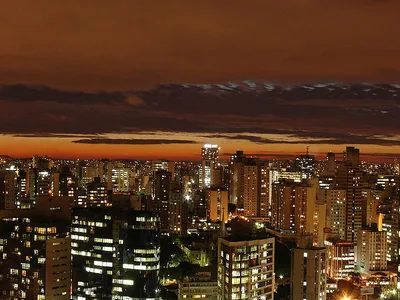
[72,138,197,145]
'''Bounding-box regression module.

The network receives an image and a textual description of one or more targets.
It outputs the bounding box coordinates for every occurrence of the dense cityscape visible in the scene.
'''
[2,2,400,299]
[0,145,398,300]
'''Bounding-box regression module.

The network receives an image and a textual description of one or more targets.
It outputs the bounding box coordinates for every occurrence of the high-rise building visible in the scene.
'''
[357,226,387,273]
[153,170,172,233]
[71,207,160,300]
[200,144,219,189]
[86,177,109,207]
[169,181,188,235]
[290,235,327,300]
[326,152,336,174]
[243,161,260,216]
[0,170,16,210]
[259,165,270,217]
[363,188,385,227]
[325,239,354,280]
[271,179,318,235]
[52,167,76,198]
[344,146,360,169]
[111,162,131,192]
[320,188,347,240]
[380,197,399,262]
[205,188,228,222]
[336,161,364,243]
[218,235,275,300]
[229,151,246,208]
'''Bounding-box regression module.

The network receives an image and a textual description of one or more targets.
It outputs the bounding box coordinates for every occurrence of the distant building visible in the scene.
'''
[200,144,219,189]
[87,177,109,207]
[218,235,275,300]
[294,151,315,179]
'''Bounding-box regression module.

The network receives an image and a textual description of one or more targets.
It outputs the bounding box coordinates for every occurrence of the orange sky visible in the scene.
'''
[1,134,399,162]
[1,1,400,160]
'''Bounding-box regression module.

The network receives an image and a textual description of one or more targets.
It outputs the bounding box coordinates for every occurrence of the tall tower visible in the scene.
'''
[243,160,260,216]
[153,170,172,233]
[200,144,219,189]
[229,151,246,208]
[336,147,363,243]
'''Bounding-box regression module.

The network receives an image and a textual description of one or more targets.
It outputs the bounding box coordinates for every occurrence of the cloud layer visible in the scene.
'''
[1,83,400,148]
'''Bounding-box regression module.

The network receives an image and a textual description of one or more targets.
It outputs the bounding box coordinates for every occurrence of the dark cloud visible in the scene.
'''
[72,138,197,145]
[0,85,125,105]
[0,83,400,148]
[213,133,400,146]
[13,133,99,138]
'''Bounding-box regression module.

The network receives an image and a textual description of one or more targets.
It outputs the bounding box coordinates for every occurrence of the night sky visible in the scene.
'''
[1,1,400,160]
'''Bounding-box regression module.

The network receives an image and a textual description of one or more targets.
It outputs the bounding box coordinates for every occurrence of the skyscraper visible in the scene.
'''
[153,170,172,233]
[200,144,219,189]
[336,161,363,243]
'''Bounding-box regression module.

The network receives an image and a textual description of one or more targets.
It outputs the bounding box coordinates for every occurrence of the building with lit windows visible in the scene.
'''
[51,167,76,198]
[86,177,109,207]
[271,179,318,235]
[325,239,354,280]
[71,207,160,300]
[169,181,188,235]
[294,153,315,179]
[357,226,387,274]
[111,163,131,192]
[0,216,70,299]
[380,197,398,262]
[320,188,347,240]
[200,144,219,189]
[290,235,326,300]
[243,161,260,217]
[153,170,172,233]
[217,235,275,300]
[336,163,363,244]
[179,267,218,300]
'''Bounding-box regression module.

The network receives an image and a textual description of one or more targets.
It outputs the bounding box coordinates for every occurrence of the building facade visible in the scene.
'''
[218,236,275,300]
